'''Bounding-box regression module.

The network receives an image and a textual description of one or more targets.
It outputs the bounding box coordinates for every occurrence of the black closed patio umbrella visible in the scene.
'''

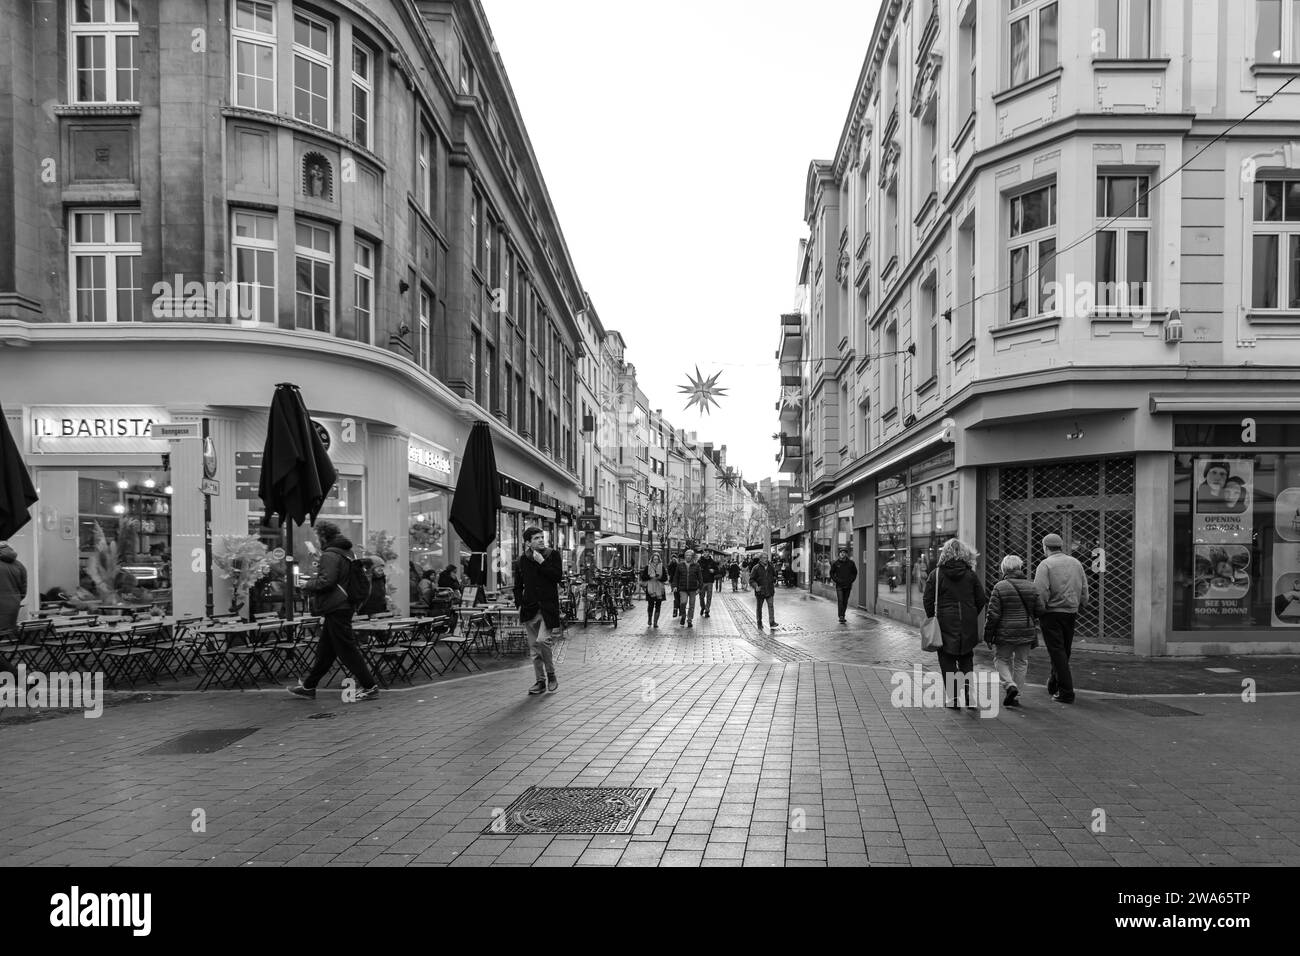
[0,403,38,541]
[449,420,502,605]
[259,383,337,621]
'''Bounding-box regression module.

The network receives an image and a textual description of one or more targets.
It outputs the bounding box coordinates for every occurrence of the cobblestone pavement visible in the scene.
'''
[2,591,1298,867]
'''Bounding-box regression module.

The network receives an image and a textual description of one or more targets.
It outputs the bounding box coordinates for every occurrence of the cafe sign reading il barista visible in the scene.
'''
[27,406,172,454]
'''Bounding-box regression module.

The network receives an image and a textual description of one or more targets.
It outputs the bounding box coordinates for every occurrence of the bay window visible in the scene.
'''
[1008,182,1057,321]
[232,210,277,323]
[1008,0,1058,86]
[1251,178,1300,310]
[69,209,142,322]
[232,0,275,112]
[1095,174,1151,309]
[292,12,331,130]
[294,220,334,333]
[1097,0,1152,59]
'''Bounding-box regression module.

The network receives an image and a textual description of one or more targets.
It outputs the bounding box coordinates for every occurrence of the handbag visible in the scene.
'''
[920,572,944,652]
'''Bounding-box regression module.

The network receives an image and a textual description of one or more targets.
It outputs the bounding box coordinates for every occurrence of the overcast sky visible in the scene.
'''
[480,0,881,481]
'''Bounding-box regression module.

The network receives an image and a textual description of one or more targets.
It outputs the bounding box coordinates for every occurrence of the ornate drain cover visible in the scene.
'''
[1108,699,1202,717]
[485,787,655,835]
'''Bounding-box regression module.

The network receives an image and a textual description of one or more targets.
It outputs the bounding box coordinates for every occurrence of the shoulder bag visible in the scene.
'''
[1010,582,1042,648]
[920,572,943,652]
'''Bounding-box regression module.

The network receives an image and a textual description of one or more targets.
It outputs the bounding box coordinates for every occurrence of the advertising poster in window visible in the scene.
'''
[1272,487,1300,627]
[1192,545,1252,625]
[1193,458,1252,543]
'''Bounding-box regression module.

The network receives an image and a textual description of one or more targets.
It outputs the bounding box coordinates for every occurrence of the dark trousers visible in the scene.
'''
[699,585,713,614]
[303,608,376,690]
[730,578,738,591]
[835,585,852,619]
[672,589,681,616]
[755,593,775,626]
[937,650,974,705]
[646,597,663,624]
[1040,612,1076,697]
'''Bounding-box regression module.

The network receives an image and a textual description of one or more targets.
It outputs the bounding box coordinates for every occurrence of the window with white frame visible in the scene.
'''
[232,0,275,112]
[353,238,374,343]
[1008,0,1058,86]
[958,5,977,121]
[70,0,139,103]
[294,220,334,332]
[858,156,872,238]
[1097,0,1152,59]
[292,12,331,130]
[351,43,372,149]
[232,210,276,323]
[920,274,938,383]
[920,103,937,201]
[883,320,898,414]
[419,288,432,370]
[885,42,899,117]
[884,177,899,266]
[69,209,141,322]
[1008,183,1057,321]
[416,121,434,218]
[1251,178,1300,309]
[1256,0,1300,63]
[956,212,976,344]
[1095,174,1151,309]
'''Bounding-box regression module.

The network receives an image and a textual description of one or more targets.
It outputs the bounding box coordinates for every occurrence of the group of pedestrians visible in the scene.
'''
[923,533,1089,709]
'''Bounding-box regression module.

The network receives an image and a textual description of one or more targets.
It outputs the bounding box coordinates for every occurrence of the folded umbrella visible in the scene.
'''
[449,421,501,604]
[0,402,38,540]
[259,383,337,620]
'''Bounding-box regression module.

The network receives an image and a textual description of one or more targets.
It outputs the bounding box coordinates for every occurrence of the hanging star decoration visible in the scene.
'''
[719,469,738,491]
[679,365,728,415]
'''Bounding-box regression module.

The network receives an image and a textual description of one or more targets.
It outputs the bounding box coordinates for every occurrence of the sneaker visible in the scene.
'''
[288,683,315,699]
[547,673,558,692]
[355,686,380,701]
[528,680,547,695]
[1051,692,1075,704]
[1004,685,1019,707]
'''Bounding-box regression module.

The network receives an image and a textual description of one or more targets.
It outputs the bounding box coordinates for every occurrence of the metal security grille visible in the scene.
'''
[984,457,1135,645]
[485,787,656,835]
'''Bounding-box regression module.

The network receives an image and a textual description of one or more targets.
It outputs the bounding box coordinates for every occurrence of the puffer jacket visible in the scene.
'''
[304,537,355,616]
[671,560,703,592]
[984,571,1043,646]
[922,558,987,655]
[0,544,26,631]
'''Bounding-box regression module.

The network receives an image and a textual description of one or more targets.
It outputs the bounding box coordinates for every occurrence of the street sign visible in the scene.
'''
[200,478,220,496]
[577,516,601,533]
[155,422,200,442]
[235,451,263,500]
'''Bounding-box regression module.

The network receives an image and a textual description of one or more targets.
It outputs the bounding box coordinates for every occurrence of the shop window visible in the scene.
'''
[232,0,275,112]
[69,209,142,323]
[252,477,363,587]
[876,490,908,607]
[70,0,139,104]
[1174,452,1300,631]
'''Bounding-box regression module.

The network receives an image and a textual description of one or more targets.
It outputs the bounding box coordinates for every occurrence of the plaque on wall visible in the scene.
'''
[68,125,135,183]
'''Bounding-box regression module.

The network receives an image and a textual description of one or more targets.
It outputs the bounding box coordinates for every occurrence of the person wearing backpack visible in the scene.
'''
[983,555,1044,708]
[288,521,380,701]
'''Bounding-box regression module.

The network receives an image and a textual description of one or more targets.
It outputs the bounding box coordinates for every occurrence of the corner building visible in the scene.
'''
[0,0,591,615]
[785,0,1300,656]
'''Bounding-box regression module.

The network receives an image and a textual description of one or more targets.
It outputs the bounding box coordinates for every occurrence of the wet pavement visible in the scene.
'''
[2,590,1297,867]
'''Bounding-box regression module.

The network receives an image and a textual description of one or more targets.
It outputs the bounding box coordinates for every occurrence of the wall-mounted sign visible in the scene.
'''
[28,405,171,454]
[408,434,452,481]
[200,478,220,497]
[155,422,199,441]
[577,516,601,533]
[235,451,263,501]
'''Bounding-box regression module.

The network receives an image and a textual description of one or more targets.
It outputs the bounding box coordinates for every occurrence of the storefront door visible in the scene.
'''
[984,458,1135,646]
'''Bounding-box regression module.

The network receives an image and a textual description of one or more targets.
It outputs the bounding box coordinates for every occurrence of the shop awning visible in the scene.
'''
[1149,394,1300,414]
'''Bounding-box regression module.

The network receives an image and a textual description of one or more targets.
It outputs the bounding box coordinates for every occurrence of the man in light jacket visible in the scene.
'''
[1033,533,1089,704]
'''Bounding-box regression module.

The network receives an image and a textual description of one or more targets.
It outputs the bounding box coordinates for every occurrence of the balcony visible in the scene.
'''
[776,440,803,475]
[612,460,638,483]
[778,392,801,426]
[777,312,802,363]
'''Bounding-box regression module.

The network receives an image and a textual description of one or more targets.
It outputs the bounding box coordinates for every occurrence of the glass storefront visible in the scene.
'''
[251,476,364,595]
[875,449,960,618]
[36,467,174,609]
[1172,422,1300,632]
[409,477,451,601]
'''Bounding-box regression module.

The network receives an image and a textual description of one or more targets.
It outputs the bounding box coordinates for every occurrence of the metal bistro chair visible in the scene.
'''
[432,614,480,675]
[226,620,284,685]
[15,619,58,670]
[272,617,320,676]
[38,619,95,671]
[364,621,415,686]
[401,616,446,680]
[101,621,166,688]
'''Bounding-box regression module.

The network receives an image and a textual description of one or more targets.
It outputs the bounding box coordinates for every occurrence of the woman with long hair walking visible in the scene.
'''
[923,538,987,710]
[641,552,668,627]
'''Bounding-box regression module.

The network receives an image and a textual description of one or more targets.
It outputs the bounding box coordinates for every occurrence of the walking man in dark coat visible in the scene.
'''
[289,521,380,701]
[829,548,858,623]
[749,551,778,629]
[514,526,562,695]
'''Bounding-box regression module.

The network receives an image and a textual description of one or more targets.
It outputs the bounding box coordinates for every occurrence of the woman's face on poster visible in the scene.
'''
[1224,483,1241,506]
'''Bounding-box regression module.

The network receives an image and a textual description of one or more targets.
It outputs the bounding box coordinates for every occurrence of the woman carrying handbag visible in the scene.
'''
[641,553,669,627]
[983,555,1044,708]
[922,538,987,710]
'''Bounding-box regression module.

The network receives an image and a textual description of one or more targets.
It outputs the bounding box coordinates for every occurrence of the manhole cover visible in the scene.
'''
[141,728,260,754]
[484,787,655,834]
[1108,699,1202,717]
